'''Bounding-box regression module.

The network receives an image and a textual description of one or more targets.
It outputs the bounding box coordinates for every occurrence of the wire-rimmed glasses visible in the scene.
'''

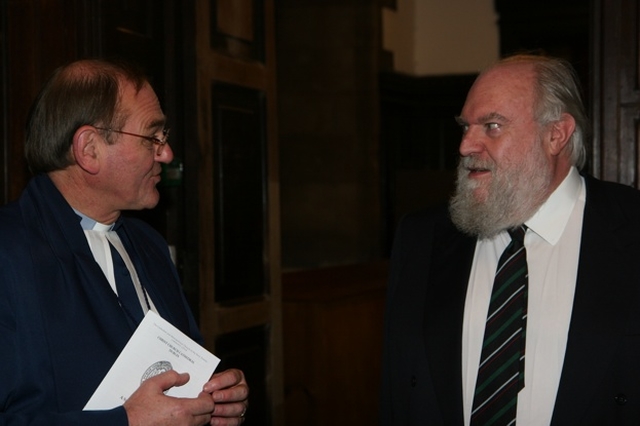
[95,127,170,154]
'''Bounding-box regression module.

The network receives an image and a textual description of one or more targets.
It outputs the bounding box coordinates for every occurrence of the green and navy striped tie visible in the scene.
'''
[471,225,528,426]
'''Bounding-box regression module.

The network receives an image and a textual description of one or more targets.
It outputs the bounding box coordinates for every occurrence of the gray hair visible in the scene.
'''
[498,54,588,169]
[25,59,148,174]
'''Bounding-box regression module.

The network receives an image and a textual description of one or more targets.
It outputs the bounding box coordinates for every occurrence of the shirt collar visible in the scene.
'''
[74,209,115,232]
[524,166,585,245]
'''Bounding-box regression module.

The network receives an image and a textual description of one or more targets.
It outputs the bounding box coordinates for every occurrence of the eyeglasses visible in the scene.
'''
[95,127,170,154]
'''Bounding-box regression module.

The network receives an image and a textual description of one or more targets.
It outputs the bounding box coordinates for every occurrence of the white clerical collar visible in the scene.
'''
[524,166,585,245]
[74,209,115,232]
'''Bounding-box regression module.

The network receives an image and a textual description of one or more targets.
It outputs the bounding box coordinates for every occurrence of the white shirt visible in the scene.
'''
[462,167,586,426]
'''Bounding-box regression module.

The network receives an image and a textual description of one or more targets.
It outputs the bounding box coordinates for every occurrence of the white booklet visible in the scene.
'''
[84,310,221,410]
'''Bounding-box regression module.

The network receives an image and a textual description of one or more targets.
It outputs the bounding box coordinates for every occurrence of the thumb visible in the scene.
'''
[145,370,191,392]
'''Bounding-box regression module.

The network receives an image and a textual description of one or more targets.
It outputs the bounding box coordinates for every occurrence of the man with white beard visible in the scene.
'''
[381,54,640,426]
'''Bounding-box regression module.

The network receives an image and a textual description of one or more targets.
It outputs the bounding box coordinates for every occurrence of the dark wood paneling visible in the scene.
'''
[210,0,265,62]
[211,83,267,303]
[2,0,81,203]
[282,262,388,426]
[592,0,640,186]
[276,1,382,268]
[102,0,166,97]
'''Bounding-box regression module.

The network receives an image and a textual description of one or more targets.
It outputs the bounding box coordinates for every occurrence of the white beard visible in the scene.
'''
[449,141,553,239]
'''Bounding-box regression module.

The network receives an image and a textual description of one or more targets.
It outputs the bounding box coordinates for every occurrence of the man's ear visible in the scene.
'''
[72,125,102,174]
[548,113,576,156]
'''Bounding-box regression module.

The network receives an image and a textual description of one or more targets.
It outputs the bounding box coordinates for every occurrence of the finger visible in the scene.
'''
[212,401,247,418]
[203,369,245,393]
[211,382,249,405]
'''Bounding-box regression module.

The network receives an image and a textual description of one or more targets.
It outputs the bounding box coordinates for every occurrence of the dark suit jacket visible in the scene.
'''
[381,175,640,425]
[0,174,202,425]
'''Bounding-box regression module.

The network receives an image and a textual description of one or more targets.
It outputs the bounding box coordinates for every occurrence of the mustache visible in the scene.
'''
[459,156,496,172]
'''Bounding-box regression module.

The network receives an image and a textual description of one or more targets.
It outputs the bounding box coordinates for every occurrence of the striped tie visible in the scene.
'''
[471,225,528,426]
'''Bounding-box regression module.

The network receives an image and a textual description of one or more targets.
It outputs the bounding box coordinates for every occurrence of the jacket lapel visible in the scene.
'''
[423,221,476,425]
[117,221,191,334]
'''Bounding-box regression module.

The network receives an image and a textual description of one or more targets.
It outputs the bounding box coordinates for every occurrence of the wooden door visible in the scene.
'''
[592,0,640,186]
[191,1,283,425]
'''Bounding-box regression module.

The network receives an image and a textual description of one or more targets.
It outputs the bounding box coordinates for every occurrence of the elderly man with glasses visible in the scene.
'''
[0,59,248,426]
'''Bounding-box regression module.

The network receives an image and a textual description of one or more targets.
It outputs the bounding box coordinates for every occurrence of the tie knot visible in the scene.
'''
[508,225,527,245]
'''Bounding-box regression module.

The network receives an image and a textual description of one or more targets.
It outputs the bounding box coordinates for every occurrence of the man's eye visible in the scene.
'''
[485,122,500,131]
[460,124,469,134]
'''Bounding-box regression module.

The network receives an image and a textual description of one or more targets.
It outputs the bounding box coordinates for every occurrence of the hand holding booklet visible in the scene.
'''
[84,310,221,410]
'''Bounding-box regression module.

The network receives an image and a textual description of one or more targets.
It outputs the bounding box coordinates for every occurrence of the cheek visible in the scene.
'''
[494,137,532,167]
[123,152,155,175]
[108,159,153,195]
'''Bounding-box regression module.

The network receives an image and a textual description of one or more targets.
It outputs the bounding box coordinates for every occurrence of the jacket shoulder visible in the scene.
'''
[584,175,640,219]
[0,201,28,246]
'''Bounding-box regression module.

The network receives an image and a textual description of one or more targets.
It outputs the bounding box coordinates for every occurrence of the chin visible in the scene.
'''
[140,192,161,210]
[471,188,490,205]
[146,198,161,210]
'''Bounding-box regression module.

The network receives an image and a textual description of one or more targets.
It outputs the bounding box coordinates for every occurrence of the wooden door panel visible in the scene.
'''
[593,0,640,187]
[196,1,283,425]
[212,83,267,303]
